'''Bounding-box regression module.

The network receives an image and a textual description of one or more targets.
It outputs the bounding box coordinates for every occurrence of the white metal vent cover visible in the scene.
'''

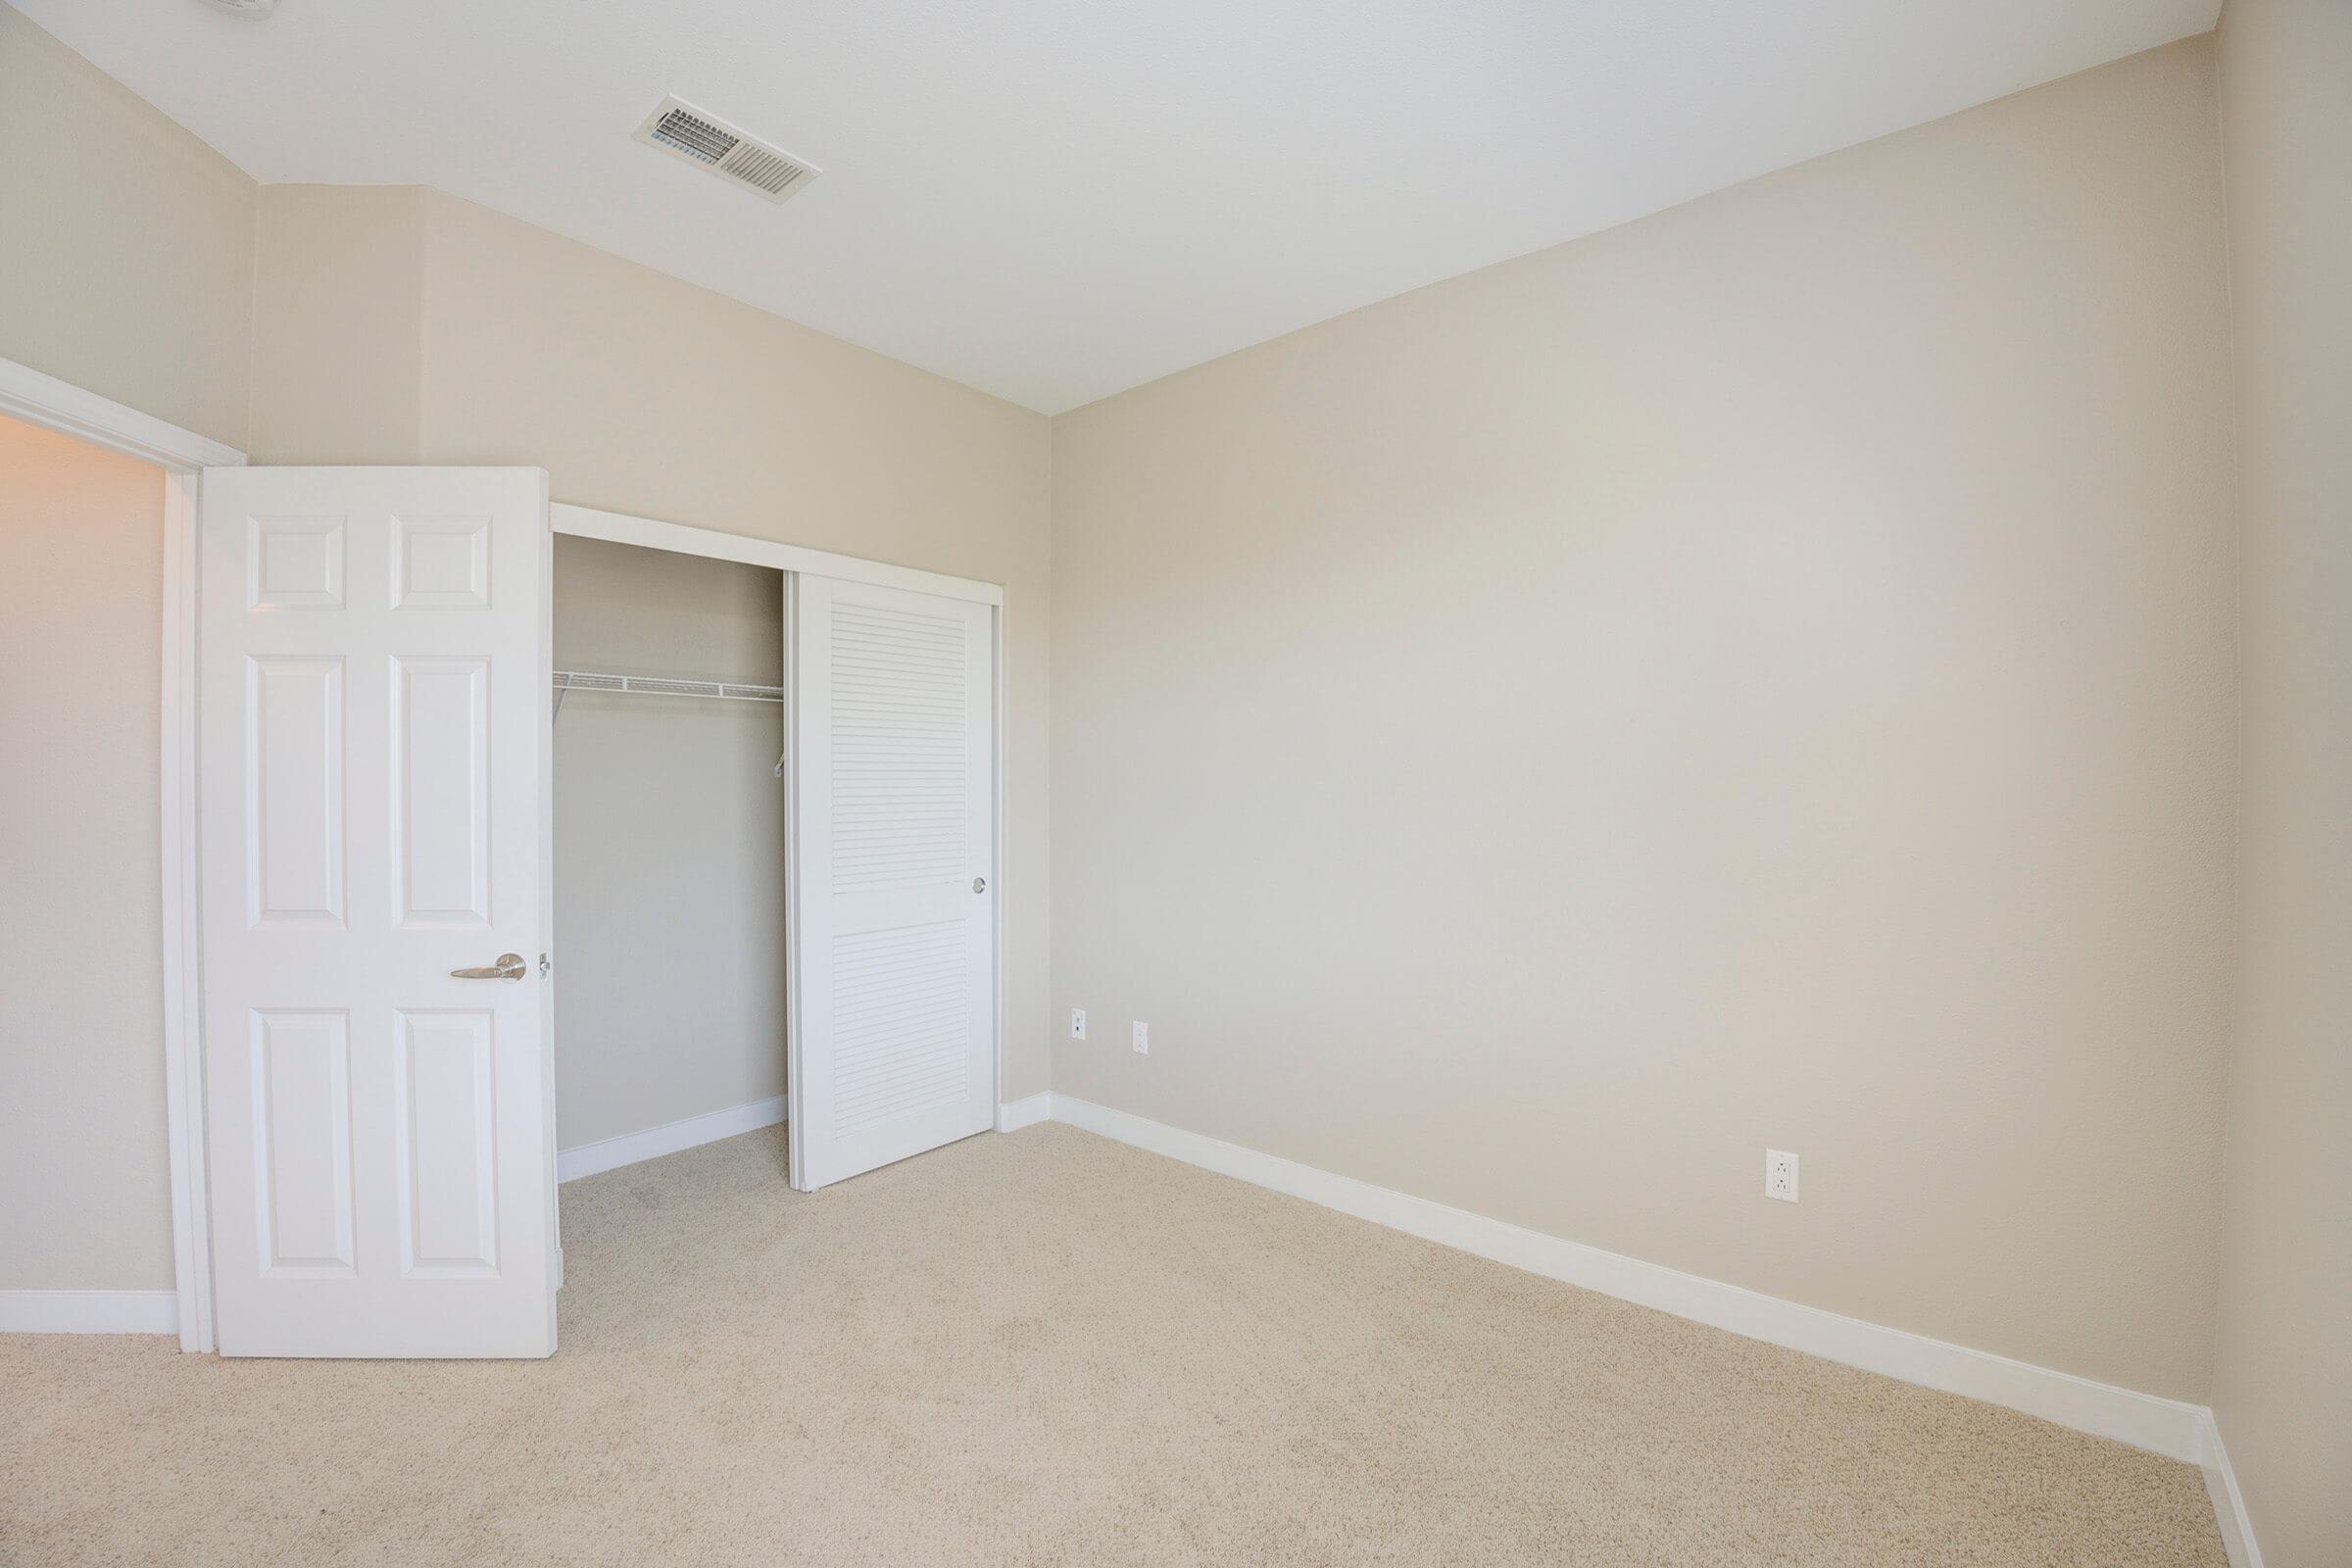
[632,96,819,205]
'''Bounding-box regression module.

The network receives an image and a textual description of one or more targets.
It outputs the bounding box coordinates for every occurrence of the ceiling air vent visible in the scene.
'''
[632,96,819,205]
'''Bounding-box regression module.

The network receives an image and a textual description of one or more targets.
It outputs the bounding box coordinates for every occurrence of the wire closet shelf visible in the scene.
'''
[552,668,784,717]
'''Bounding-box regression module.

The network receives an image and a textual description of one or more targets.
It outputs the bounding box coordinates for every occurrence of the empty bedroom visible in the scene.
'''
[0,0,2343,1563]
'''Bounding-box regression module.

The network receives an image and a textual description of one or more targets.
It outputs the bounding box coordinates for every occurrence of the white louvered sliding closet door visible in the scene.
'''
[790,575,996,1190]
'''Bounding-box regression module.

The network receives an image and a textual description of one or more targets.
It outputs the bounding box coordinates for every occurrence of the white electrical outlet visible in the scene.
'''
[1069,1007,1087,1041]
[1132,1020,1150,1054]
[1765,1149,1799,1202]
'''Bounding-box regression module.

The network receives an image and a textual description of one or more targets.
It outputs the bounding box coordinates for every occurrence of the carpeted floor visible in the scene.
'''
[2,1123,2225,1566]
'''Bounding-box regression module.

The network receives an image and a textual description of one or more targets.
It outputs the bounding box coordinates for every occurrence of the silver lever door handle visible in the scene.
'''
[452,953,528,981]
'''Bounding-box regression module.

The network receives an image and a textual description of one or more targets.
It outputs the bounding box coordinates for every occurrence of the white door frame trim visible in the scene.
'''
[0,356,247,1351]
[0,358,246,471]
[552,503,1004,607]
[550,500,1010,1177]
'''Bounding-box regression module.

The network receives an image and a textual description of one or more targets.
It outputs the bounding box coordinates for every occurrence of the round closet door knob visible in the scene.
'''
[972,877,987,894]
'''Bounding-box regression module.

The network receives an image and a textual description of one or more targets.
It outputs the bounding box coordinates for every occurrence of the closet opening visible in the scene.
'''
[544,502,1004,1225]
[551,536,791,1188]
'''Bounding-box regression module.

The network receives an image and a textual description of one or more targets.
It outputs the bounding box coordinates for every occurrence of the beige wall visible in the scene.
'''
[2211,0,2352,1559]
[1050,40,2236,1401]
[248,185,428,466]
[0,415,173,1291]
[248,185,1056,1110]
[0,9,255,451]
[552,537,788,1148]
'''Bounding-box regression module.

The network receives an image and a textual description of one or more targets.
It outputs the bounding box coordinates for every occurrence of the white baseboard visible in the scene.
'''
[0,1289,179,1335]
[1050,1096,2211,1464]
[996,1091,1054,1132]
[558,1094,788,1183]
[2198,1412,2263,1568]
[561,1089,1058,1182]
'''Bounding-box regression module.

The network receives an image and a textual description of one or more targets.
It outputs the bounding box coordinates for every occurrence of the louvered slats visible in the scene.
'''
[830,602,967,893]
[634,96,822,207]
[825,598,974,1135]
[831,924,969,1131]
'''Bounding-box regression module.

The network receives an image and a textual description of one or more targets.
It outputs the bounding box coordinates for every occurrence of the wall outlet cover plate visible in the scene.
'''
[1765,1149,1799,1202]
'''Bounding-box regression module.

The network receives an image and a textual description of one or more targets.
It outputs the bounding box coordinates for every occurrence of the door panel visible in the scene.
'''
[393,1008,499,1275]
[791,576,995,1190]
[199,466,556,1357]
[245,656,345,926]
[250,1008,356,1273]
[391,655,491,926]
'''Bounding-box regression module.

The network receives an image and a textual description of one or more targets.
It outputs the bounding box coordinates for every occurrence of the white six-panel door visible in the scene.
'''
[790,575,996,1190]
[198,467,559,1356]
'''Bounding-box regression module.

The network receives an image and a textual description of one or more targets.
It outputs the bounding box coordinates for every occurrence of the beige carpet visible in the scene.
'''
[2,1123,2224,1566]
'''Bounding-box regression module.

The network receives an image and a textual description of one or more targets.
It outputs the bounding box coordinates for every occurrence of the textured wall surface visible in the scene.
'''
[2210,0,2352,1560]
[1051,40,2235,1400]
[0,9,254,450]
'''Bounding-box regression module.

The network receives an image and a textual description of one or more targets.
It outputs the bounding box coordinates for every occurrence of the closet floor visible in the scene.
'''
[4,1122,2225,1566]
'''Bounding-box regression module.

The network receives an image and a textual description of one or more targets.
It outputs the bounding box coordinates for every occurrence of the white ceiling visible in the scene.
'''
[21,0,2219,414]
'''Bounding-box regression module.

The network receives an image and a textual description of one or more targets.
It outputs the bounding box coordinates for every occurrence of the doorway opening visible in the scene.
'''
[0,412,185,1335]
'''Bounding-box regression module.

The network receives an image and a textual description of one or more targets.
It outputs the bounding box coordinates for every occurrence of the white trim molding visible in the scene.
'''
[1051,1096,2214,1465]
[0,356,244,471]
[0,1291,180,1336]
[996,1092,1054,1132]
[552,502,1004,607]
[557,1095,789,1184]
[159,472,216,1354]
[2198,1413,2264,1568]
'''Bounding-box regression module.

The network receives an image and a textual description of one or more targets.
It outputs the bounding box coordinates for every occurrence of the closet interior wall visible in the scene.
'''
[551,535,788,1153]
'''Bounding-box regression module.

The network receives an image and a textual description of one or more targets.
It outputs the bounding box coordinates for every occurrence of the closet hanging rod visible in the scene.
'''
[552,668,784,719]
